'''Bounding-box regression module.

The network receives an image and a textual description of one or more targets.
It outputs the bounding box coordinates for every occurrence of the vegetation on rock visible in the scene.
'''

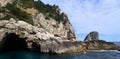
[20,0,34,8]
[33,0,67,22]
[0,0,68,25]
[6,3,34,25]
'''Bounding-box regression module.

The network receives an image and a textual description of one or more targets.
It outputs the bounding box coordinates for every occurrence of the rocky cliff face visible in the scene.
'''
[33,13,76,40]
[0,0,13,6]
[0,0,76,41]
[0,0,81,54]
[0,19,84,54]
[0,0,120,54]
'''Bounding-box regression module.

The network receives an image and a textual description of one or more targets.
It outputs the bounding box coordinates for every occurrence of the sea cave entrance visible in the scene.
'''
[2,33,28,51]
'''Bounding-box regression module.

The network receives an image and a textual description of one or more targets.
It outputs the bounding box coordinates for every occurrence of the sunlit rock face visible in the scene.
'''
[0,0,119,54]
[84,31,99,41]
[0,19,84,54]
[34,13,77,41]
[0,0,81,54]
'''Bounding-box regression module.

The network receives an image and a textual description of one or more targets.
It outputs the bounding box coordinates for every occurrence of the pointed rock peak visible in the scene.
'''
[84,31,99,41]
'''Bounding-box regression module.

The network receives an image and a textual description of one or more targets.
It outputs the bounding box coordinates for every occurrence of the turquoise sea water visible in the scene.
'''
[0,50,120,59]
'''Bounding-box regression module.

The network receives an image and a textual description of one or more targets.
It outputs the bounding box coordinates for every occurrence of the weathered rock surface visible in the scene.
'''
[33,13,76,41]
[0,0,120,54]
[0,19,84,54]
[85,40,119,50]
[0,0,13,6]
[0,0,82,54]
[84,31,99,41]
[84,31,120,50]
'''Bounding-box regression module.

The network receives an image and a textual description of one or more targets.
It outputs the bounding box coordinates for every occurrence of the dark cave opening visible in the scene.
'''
[2,33,28,52]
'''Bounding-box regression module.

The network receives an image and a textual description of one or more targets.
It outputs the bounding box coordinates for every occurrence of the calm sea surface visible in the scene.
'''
[0,50,120,59]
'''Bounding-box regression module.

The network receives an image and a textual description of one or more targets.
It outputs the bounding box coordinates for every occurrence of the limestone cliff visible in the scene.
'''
[0,0,119,54]
[33,13,76,40]
[0,0,76,41]
[0,19,84,54]
[0,0,81,54]
[0,0,13,6]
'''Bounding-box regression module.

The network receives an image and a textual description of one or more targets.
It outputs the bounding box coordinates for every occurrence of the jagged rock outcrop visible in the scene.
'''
[0,0,120,54]
[0,0,76,41]
[85,40,119,50]
[84,31,120,50]
[0,0,81,54]
[0,19,84,54]
[33,13,76,41]
[84,31,99,41]
[0,0,15,7]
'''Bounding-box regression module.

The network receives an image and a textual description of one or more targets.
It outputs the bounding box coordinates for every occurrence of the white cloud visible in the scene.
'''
[41,0,120,41]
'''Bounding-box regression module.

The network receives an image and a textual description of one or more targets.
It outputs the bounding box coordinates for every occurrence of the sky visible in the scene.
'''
[40,0,120,42]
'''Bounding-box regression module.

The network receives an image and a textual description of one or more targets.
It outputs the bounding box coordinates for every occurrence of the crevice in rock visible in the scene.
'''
[2,33,28,52]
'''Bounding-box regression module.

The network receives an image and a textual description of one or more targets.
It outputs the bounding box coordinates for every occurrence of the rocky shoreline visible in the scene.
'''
[0,19,84,54]
[0,19,119,54]
[0,0,120,54]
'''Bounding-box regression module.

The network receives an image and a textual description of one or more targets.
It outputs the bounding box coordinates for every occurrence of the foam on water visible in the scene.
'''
[86,50,120,53]
[0,50,120,59]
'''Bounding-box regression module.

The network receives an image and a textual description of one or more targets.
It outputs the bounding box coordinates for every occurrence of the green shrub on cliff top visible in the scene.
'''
[1,14,13,20]
[20,0,34,8]
[2,0,68,25]
[5,3,34,25]
[33,0,67,22]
